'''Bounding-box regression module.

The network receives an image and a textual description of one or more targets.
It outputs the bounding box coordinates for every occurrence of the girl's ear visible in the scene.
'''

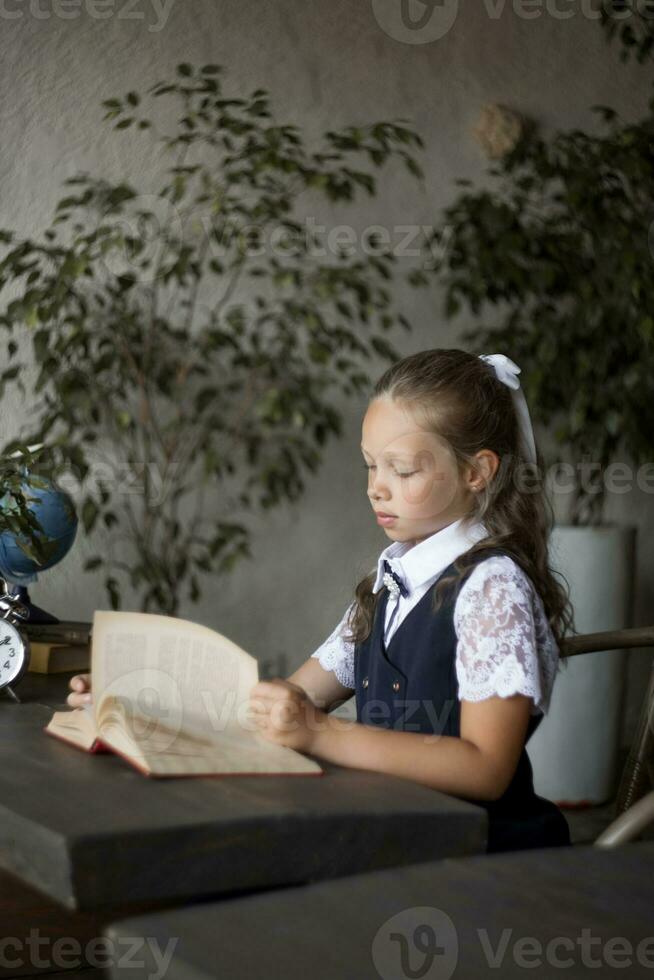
[467,449,500,492]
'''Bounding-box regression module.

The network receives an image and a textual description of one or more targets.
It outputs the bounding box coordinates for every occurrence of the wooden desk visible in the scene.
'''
[106,842,654,980]
[0,673,487,976]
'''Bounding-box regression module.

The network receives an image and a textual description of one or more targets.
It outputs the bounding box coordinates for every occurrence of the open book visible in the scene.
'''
[44,610,323,778]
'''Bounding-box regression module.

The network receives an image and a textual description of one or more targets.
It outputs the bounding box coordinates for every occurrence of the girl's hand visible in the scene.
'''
[67,673,93,709]
[248,678,327,754]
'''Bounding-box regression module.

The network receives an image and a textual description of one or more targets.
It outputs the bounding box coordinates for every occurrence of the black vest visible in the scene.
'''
[354,547,571,853]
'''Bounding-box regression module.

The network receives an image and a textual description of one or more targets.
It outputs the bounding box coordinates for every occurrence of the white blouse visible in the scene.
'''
[310,518,561,717]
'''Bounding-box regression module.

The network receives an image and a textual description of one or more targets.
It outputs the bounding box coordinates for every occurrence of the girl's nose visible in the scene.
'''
[367,471,390,500]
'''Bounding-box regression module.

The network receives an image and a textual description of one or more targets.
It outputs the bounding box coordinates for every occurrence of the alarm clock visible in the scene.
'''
[0,586,30,703]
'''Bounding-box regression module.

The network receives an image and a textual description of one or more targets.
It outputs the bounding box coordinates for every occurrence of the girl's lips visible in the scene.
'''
[376,513,397,526]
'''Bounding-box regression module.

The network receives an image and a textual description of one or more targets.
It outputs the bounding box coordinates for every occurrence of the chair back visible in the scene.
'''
[561,627,654,815]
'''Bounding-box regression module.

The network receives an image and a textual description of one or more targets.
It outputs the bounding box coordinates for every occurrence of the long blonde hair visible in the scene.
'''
[344,348,575,654]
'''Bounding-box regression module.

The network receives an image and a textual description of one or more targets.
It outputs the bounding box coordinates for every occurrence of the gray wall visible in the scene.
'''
[1,0,651,747]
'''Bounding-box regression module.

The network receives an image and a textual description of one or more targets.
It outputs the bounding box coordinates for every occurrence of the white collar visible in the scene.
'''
[372,517,489,595]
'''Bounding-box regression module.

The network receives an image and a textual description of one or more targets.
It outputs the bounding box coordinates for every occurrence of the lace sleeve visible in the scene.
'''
[453,556,559,716]
[310,602,356,690]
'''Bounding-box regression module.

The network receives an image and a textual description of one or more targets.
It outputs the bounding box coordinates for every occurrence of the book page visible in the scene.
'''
[99,707,323,775]
[45,704,99,751]
[88,611,323,775]
[92,610,259,747]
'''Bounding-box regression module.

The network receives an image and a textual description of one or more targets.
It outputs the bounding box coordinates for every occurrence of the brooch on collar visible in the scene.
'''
[382,559,408,600]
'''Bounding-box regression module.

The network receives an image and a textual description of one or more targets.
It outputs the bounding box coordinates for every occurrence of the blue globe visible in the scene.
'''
[0,480,78,585]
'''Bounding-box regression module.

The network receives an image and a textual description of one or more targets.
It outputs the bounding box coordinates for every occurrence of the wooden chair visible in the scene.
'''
[560,626,654,847]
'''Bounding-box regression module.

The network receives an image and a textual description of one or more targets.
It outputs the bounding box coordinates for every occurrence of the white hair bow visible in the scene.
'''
[479,353,537,465]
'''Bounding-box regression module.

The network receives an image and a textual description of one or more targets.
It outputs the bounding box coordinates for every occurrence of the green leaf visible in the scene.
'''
[24,306,39,328]
[105,576,121,610]
[445,294,460,318]
[82,497,99,533]
[404,156,424,179]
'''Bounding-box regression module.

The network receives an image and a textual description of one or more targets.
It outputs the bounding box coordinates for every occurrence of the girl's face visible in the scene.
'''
[361,396,474,546]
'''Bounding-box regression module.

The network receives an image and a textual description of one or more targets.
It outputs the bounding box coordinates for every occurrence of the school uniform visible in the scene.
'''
[311,517,571,854]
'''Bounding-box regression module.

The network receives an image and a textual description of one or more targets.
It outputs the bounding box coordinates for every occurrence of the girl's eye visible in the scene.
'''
[363,465,417,479]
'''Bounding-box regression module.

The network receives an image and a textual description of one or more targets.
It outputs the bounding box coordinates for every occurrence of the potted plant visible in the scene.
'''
[0,62,425,616]
[426,9,654,804]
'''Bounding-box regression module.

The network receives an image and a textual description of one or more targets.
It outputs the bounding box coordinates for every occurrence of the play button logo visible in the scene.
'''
[371,0,459,43]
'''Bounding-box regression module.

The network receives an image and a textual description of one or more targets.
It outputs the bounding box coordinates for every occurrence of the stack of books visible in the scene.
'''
[24,620,91,674]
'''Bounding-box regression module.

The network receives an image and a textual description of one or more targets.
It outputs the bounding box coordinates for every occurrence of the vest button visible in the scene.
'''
[362,677,369,689]
[392,680,400,692]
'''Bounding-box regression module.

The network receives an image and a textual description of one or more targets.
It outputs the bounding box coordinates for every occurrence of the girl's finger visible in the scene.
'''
[66,691,93,708]
[70,673,91,691]
[248,694,274,711]
[251,680,290,699]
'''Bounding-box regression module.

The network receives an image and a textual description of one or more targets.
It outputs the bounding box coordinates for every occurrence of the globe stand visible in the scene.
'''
[0,583,59,624]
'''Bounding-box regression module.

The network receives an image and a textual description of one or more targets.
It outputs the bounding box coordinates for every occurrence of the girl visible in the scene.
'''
[69,348,575,854]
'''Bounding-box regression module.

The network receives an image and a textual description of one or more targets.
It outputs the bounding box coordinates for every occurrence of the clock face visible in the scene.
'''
[0,621,27,687]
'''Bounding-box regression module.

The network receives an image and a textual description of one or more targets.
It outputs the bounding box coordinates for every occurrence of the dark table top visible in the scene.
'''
[10,670,76,708]
[106,841,654,980]
[0,673,487,912]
